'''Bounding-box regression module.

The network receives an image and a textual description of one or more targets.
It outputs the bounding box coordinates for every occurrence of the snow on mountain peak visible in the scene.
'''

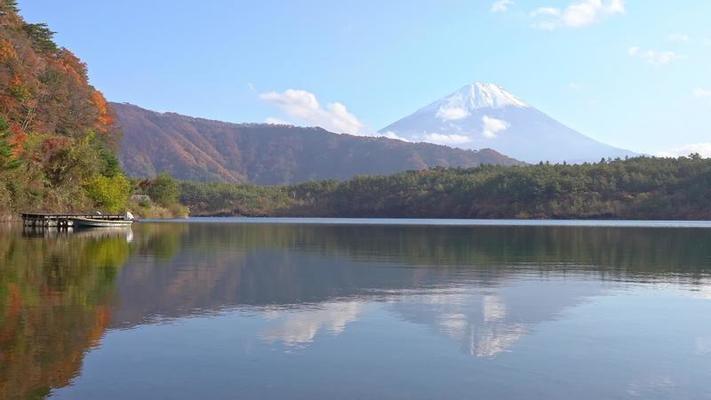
[468,82,528,108]
[434,83,527,121]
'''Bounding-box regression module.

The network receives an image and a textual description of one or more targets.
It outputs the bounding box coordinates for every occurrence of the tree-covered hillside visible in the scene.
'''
[0,0,128,215]
[113,102,521,185]
[180,156,711,220]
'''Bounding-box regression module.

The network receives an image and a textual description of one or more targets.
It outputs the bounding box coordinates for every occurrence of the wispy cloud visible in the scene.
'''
[667,33,690,44]
[491,0,514,13]
[694,88,711,107]
[657,143,711,158]
[260,89,364,134]
[482,116,509,138]
[693,88,711,98]
[628,46,683,65]
[531,0,625,30]
[422,133,472,146]
[436,105,470,121]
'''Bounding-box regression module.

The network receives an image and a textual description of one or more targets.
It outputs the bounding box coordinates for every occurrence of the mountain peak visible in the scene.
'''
[450,82,528,110]
[429,82,527,122]
[379,82,638,164]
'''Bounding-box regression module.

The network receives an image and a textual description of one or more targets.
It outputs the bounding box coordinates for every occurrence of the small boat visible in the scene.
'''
[72,217,134,228]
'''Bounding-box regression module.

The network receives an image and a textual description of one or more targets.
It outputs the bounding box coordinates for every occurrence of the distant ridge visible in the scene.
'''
[113,103,522,185]
[380,82,637,163]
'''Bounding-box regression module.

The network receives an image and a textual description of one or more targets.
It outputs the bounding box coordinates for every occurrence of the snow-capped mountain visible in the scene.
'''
[380,82,637,163]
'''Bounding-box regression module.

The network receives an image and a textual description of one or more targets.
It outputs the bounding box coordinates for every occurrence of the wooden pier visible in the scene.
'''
[21,212,128,229]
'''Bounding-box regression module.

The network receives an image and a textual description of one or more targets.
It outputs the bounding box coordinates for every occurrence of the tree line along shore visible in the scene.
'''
[7,154,711,221]
[176,156,711,220]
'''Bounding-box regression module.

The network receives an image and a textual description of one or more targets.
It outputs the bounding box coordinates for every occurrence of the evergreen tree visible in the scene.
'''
[0,117,20,172]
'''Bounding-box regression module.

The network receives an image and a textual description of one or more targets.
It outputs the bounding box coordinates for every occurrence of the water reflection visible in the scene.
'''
[385,279,602,358]
[1,221,710,399]
[261,302,363,347]
[0,227,132,400]
[107,223,711,331]
[397,291,529,358]
[22,226,133,242]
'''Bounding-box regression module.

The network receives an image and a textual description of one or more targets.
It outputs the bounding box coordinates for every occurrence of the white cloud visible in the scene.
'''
[260,89,364,134]
[628,46,683,65]
[667,33,689,44]
[482,116,510,138]
[530,7,560,17]
[491,0,513,13]
[657,143,711,158]
[381,131,411,142]
[530,7,561,30]
[693,88,711,98]
[568,82,584,91]
[436,105,470,121]
[422,133,472,146]
[531,0,625,30]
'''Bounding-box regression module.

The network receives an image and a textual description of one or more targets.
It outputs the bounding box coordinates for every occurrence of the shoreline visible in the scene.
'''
[141,216,711,229]
[6,213,710,223]
[189,212,711,221]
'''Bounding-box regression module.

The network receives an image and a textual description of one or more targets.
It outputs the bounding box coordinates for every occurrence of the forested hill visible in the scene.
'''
[179,156,711,220]
[0,1,128,214]
[113,102,521,185]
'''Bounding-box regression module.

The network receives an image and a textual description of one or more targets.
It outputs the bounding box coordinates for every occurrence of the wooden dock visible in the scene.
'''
[21,212,128,229]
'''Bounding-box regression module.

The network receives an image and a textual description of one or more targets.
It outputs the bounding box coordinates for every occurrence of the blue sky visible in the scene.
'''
[18,0,711,156]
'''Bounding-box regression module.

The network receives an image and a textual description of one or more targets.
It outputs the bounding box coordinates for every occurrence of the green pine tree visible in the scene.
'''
[0,117,21,172]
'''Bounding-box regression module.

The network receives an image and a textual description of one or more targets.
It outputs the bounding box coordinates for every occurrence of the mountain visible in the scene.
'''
[113,102,521,185]
[379,82,637,163]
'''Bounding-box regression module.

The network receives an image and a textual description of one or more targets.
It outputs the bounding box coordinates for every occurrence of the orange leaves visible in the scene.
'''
[8,123,26,157]
[56,49,87,84]
[91,90,114,131]
[1,14,117,139]
[0,39,17,62]
[8,73,30,101]
[9,74,22,87]
[88,305,111,345]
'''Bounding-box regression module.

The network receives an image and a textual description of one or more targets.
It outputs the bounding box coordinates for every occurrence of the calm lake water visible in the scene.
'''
[2,218,711,399]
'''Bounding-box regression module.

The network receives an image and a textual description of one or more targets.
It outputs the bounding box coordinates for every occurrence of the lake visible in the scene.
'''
[2,218,711,399]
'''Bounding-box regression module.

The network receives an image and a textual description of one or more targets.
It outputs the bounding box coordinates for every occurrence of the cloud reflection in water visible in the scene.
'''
[261,302,363,347]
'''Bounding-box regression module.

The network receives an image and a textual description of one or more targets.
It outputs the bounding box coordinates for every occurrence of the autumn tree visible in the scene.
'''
[0,3,126,214]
